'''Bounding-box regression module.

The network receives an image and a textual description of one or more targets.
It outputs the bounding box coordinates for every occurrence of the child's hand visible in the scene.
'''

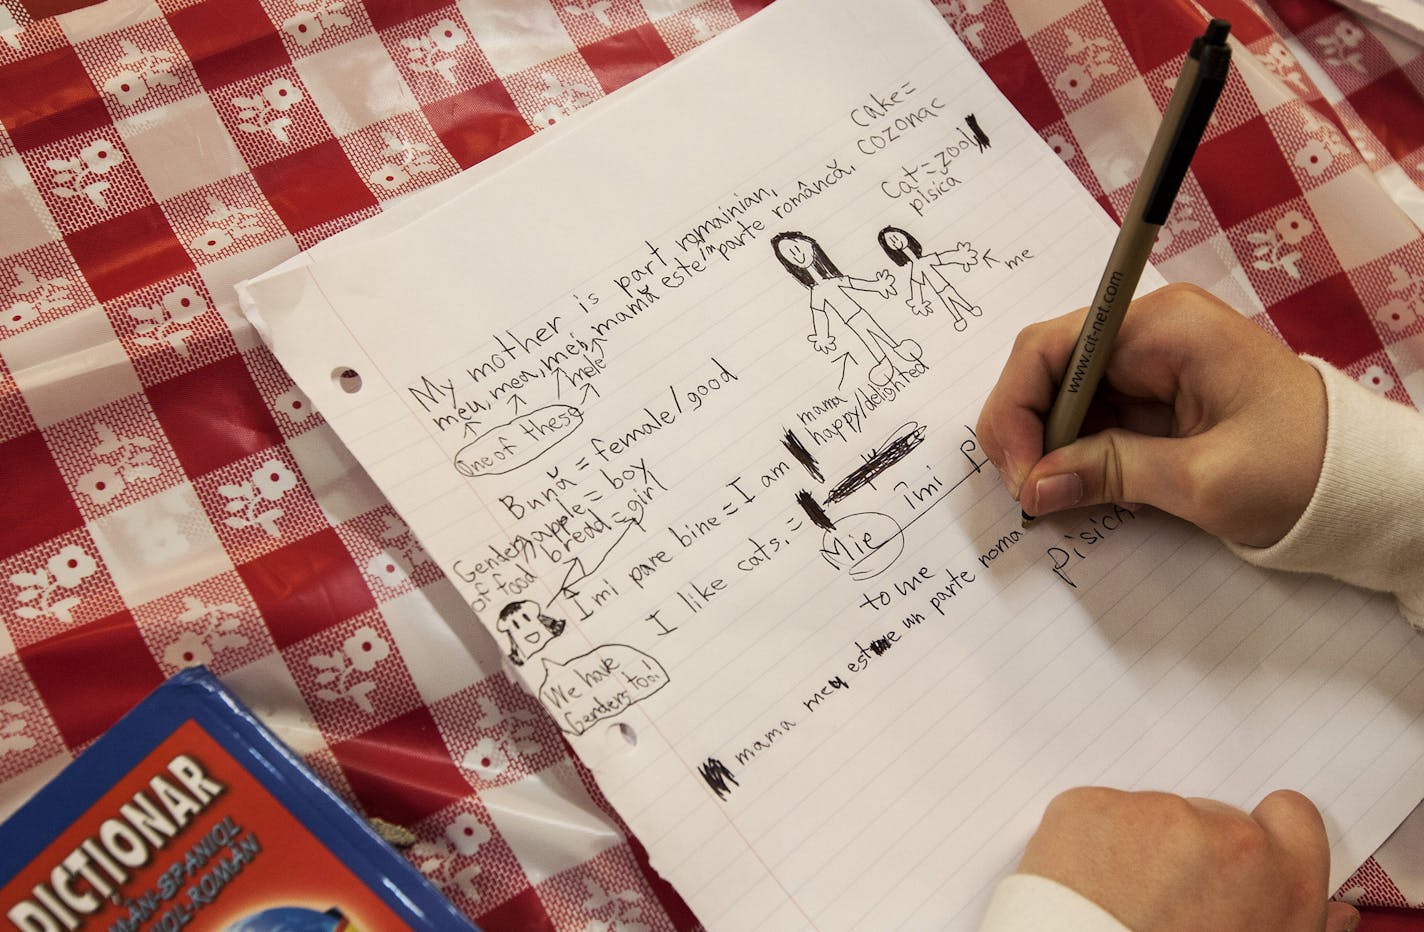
[1018,787,1359,932]
[874,269,897,297]
[975,283,1326,547]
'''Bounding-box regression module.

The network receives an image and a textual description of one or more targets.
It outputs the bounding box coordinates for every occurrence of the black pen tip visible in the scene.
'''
[1203,18,1231,45]
[1021,509,1035,530]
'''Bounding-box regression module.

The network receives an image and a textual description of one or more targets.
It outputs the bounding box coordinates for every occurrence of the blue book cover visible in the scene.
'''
[0,667,480,931]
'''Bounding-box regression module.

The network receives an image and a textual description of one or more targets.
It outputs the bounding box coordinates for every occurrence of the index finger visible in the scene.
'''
[976,307,1090,496]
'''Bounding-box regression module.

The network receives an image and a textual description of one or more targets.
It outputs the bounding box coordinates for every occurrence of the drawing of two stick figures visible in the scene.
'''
[772,227,980,386]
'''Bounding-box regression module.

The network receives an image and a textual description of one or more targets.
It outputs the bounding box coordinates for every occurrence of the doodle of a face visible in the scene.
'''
[884,229,907,251]
[776,235,815,270]
[497,602,549,662]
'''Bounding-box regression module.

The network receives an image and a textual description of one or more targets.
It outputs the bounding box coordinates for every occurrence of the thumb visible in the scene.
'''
[1326,901,1361,932]
[1020,428,1194,519]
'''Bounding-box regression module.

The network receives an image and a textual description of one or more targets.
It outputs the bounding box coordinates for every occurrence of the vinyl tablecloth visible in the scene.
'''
[0,0,1422,928]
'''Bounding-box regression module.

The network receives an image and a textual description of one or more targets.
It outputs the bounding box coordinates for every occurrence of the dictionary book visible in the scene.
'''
[0,667,479,931]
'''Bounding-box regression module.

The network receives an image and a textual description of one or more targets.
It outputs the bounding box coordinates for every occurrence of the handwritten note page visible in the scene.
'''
[240,0,1424,927]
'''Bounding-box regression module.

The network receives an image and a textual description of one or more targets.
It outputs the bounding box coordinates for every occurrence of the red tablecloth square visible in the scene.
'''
[330,705,476,825]
[728,0,774,23]
[1361,906,1424,931]
[474,887,558,932]
[147,353,282,475]
[128,570,274,677]
[166,0,292,89]
[1348,70,1424,162]
[1192,114,1306,228]
[0,432,85,561]
[157,173,291,268]
[0,45,108,151]
[250,137,379,232]
[1203,0,1276,45]
[0,364,39,443]
[19,608,164,747]
[63,204,196,302]
[580,24,673,96]
[423,79,534,170]
[1270,0,1347,31]
[1270,270,1384,366]
[236,527,376,647]
[979,41,1063,133]
[362,0,449,34]
[1099,0,1205,74]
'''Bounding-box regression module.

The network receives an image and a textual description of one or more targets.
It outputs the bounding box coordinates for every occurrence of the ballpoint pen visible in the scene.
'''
[1023,19,1232,527]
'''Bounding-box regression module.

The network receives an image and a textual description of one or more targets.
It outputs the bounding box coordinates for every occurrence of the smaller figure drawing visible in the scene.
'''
[771,231,922,387]
[495,599,566,666]
[877,226,981,331]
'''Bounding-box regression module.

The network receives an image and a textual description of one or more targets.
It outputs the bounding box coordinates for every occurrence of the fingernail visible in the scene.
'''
[1003,452,1024,498]
[1344,907,1361,932]
[1032,474,1082,514]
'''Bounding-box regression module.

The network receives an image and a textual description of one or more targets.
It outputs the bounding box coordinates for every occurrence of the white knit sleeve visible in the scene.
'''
[978,874,1132,932]
[1228,357,1424,628]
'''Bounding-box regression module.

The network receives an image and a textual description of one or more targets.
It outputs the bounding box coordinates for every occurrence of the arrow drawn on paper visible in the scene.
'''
[835,352,857,389]
[557,518,637,599]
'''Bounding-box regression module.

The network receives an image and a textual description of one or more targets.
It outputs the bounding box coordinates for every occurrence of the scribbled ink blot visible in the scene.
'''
[453,404,581,477]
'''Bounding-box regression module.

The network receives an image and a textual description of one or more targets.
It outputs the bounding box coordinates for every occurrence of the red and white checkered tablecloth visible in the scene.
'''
[0,0,1421,929]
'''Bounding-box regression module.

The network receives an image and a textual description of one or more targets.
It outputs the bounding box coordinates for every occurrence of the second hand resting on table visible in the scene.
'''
[973,282,1424,932]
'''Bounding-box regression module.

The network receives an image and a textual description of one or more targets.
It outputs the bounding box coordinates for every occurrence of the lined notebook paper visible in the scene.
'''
[239,0,1424,927]
[1331,0,1424,45]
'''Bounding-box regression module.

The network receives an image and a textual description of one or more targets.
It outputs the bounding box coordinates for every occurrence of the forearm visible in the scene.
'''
[1229,357,1424,628]
[809,307,829,339]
